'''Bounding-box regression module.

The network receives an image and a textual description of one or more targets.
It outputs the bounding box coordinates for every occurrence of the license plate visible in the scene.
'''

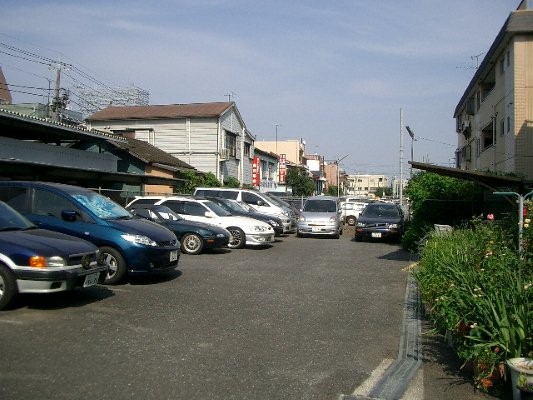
[311,227,322,232]
[83,272,99,287]
[371,232,382,238]
[169,250,178,262]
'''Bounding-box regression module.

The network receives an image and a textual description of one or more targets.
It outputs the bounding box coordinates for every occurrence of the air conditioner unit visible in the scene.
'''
[220,148,228,160]
[461,120,471,132]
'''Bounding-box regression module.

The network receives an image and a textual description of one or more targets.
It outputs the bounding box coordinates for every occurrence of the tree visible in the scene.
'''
[286,168,315,196]
[223,176,240,188]
[401,171,484,250]
[326,185,338,196]
[180,170,221,194]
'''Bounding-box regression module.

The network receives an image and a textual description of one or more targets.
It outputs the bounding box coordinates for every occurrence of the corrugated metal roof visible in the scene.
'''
[87,102,234,121]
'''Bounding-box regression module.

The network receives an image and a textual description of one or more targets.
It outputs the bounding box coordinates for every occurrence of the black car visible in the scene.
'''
[128,205,231,255]
[354,202,405,242]
[202,197,284,236]
[0,201,108,309]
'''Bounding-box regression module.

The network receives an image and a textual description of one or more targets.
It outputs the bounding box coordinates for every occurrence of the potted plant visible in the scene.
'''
[507,358,533,400]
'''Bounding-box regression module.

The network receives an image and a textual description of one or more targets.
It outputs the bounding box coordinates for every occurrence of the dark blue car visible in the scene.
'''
[0,182,181,284]
[128,205,231,255]
[0,201,108,309]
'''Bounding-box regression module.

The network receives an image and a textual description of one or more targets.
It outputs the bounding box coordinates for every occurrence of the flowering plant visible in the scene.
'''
[415,215,533,393]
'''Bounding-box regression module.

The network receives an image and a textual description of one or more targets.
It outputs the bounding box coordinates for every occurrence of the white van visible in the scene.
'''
[193,188,296,233]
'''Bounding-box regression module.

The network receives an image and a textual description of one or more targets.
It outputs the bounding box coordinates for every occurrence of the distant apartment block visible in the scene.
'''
[346,174,389,197]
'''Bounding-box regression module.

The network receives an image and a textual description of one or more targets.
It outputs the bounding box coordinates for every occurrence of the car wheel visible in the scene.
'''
[227,227,246,249]
[181,233,204,255]
[100,246,127,284]
[0,264,17,310]
[346,216,356,226]
[296,230,303,238]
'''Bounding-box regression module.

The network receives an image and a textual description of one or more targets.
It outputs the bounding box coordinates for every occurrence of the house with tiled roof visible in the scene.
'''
[71,136,196,196]
[86,101,255,185]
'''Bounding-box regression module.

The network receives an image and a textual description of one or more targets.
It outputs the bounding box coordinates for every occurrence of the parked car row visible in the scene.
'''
[0,180,406,309]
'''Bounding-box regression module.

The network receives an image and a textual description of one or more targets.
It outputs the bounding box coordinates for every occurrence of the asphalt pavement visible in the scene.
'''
[0,226,512,400]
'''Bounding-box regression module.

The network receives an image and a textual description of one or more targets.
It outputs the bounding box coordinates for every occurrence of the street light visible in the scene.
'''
[335,154,349,197]
[406,126,416,179]
[493,190,533,253]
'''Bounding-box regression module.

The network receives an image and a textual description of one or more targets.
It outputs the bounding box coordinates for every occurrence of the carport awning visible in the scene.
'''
[409,161,530,193]
[0,159,184,186]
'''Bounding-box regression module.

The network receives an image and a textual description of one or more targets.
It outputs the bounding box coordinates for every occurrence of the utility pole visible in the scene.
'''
[50,60,69,122]
[399,109,404,205]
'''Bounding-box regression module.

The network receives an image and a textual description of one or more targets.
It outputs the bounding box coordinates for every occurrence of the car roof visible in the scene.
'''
[305,195,338,201]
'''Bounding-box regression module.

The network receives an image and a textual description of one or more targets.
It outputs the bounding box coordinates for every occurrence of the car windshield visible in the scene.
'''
[303,199,337,213]
[224,200,249,213]
[0,201,35,231]
[236,201,252,212]
[203,200,231,217]
[363,204,399,218]
[152,206,183,221]
[71,191,131,220]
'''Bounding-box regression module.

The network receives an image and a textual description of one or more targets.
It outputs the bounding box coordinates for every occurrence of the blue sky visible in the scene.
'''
[0,0,519,177]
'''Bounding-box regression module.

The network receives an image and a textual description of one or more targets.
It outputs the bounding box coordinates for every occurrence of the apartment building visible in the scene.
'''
[454,1,533,179]
[345,174,389,197]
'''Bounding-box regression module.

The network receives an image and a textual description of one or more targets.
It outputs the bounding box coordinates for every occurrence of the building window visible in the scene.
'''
[500,119,505,136]
[481,124,494,151]
[244,142,251,158]
[507,116,511,133]
[261,160,268,179]
[225,133,237,158]
[506,50,510,67]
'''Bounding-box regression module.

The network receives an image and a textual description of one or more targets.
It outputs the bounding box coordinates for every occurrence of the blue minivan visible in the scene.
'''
[0,182,181,284]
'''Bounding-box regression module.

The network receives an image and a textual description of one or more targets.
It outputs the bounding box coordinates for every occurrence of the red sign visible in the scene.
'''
[278,166,286,183]
[252,156,260,186]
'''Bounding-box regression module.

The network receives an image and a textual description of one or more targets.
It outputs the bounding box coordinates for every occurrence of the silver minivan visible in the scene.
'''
[193,188,296,233]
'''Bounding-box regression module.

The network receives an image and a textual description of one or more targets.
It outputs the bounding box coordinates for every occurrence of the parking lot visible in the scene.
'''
[0,230,412,400]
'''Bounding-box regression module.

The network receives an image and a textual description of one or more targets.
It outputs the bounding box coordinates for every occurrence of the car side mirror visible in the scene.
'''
[256,200,265,206]
[61,210,78,222]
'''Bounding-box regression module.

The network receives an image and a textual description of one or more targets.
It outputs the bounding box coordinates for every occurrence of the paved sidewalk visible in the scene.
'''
[414,318,505,400]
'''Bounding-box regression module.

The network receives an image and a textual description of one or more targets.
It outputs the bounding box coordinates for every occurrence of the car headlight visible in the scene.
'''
[356,222,366,227]
[329,216,337,223]
[29,256,67,268]
[282,210,289,216]
[267,219,280,226]
[121,233,157,247]
[298,215,306,222]
[216,233,226,238]
[388,223,398,229]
